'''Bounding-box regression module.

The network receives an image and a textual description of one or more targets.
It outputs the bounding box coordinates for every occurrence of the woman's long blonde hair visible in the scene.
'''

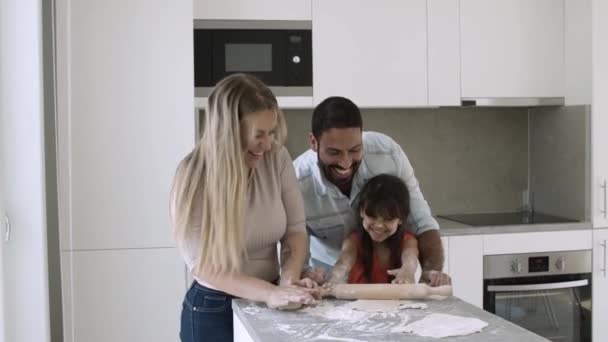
[171,73,286,276]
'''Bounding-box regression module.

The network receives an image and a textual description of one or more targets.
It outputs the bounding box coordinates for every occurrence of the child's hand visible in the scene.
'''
[387,268,416,284]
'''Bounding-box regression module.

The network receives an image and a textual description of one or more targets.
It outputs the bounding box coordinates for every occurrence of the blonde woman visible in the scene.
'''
[171,74,318,342]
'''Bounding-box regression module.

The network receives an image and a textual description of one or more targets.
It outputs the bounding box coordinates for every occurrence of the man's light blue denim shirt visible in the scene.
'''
[293,131,439,268]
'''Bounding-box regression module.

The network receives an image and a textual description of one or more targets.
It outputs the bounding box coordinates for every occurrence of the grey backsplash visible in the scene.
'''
[283,107,530,215]
[529,105,590,221]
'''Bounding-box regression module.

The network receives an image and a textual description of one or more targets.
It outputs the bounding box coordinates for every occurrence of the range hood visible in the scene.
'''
[460,97,564,107]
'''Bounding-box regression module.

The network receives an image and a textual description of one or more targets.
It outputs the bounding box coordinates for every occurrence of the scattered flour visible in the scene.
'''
[309,333,368,341]
[401,313,488,338]
[241,305,265,315]
[398,302,428,310]
[344,300,427,312]
[301,302,370,321]
[389,323,411,334]
[299,300,411,334]
[274,323,298,335]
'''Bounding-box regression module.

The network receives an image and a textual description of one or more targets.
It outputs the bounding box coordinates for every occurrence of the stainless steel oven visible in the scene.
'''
[484,250,592,342]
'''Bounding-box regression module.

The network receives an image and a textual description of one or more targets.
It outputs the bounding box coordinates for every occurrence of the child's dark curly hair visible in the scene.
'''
[357,174,411,282]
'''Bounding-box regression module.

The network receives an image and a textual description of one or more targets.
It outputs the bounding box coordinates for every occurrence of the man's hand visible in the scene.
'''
[319,273,347,298]
[388,267,416,284]
[280,277,321,299]
[301,267,326,285]
[419,270,451,287]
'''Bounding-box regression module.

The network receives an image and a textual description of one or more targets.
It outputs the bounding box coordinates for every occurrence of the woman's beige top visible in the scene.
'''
[173,146,306,285]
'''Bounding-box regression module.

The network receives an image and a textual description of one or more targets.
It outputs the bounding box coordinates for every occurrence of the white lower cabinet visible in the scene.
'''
[61,248,187,342]
[447,235,483,308]
[593,229,608,342]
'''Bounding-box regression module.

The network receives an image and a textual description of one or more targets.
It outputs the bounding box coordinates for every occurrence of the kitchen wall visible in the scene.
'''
[283,107,529,215]
[529,105,590,221]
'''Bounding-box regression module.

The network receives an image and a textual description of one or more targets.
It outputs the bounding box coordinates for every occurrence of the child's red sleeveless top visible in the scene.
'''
[347,231,414,284]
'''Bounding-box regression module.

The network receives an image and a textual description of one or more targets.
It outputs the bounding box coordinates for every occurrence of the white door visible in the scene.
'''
[312,0,428,107]
[460,0,564,98]
[0,0,51,341]
[593,229,608,341]
[592,0,608,228]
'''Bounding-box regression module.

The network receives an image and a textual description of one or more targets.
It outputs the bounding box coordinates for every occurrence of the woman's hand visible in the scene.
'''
[265,285,319,309]
[281,275,319,289]
[388,267,416,284]
[280,277,321,300]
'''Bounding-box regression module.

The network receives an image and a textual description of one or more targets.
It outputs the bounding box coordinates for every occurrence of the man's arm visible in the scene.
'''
[280,231,314,287]
[417,230,451,286]
[393,147,439,232]
[384,136,449,286]
[300,225,328,284]
[326,236,357,286]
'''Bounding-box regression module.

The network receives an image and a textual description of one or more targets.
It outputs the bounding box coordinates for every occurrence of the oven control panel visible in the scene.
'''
[484,250,592,279]
[528,256,549,272]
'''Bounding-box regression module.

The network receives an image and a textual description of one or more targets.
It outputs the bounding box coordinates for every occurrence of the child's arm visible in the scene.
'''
[326,236,357,286]
[388,237,419,284]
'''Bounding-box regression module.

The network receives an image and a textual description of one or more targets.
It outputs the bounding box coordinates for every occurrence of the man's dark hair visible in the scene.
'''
[311,96,363,139]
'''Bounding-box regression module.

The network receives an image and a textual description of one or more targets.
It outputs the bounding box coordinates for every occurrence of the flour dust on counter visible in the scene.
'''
[401,313,488,338]
[240,298,456,340]
[347,299,428,312]
[234,296,546,341]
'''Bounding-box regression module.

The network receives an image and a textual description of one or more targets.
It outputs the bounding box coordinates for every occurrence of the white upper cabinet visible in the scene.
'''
[564,0,591,105]
[312,0,428,108]
[592,0,608,228]
[194,0,312,21]
[55,0,195,250]
[427,0,461,106]
[460,0,565,99]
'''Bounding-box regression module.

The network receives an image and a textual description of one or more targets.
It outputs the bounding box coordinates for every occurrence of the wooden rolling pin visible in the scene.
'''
[321,283,453,300]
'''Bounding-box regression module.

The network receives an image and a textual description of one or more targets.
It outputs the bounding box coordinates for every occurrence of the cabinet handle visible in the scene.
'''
[602,180,607,219]
[4,215,10,243]
[602,240,607,278]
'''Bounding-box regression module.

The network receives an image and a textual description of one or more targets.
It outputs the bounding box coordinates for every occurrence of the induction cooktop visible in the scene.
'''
[438,211,578,226]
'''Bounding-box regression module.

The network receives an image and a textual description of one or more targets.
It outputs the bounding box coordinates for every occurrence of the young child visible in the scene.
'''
[326,174,419,285]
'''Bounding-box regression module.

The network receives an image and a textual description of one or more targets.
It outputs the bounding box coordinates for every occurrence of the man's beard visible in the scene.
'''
[317,156,361,189]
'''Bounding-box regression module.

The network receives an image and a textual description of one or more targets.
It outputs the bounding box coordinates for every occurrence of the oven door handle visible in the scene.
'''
[487,279,589,292]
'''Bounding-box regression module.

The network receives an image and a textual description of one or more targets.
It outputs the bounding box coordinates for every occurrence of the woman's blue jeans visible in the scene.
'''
[180,281,234,342]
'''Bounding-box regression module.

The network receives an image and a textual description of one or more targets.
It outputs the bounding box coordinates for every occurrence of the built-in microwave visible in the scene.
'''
[194,20,312,97]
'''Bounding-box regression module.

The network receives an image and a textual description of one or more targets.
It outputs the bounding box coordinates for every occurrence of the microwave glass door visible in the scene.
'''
[212,30,285,85]
[225,43,272,72]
